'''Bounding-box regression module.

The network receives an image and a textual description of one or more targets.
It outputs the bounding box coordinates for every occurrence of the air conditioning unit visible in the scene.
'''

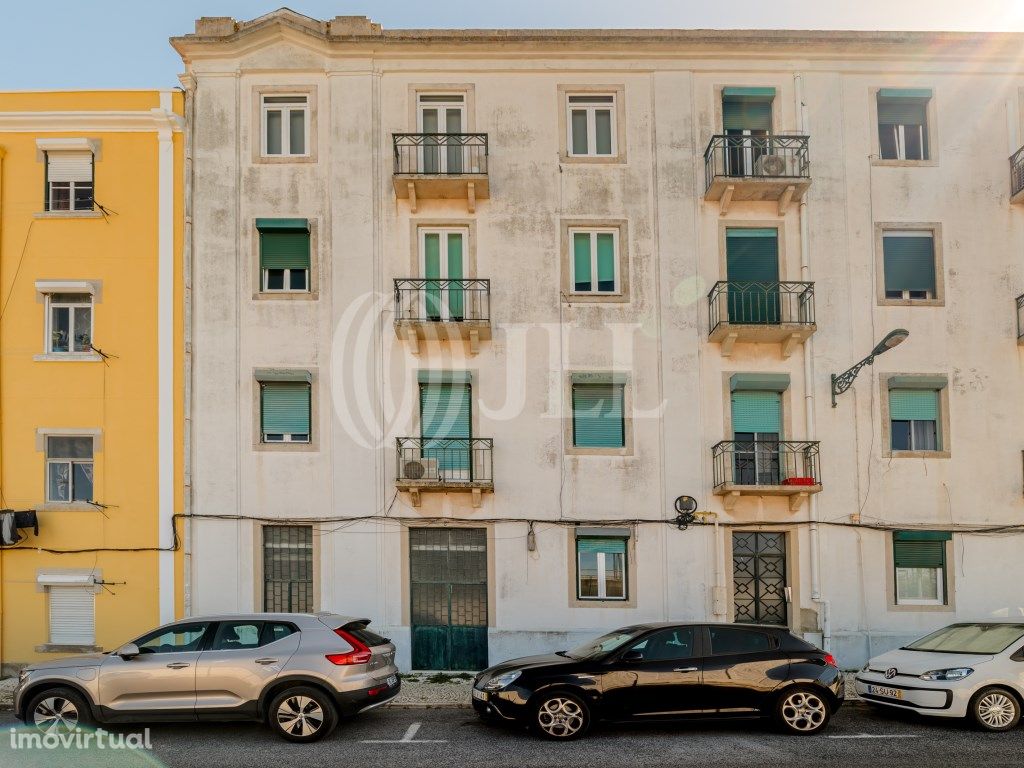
[754,153,788,177]
[403,458,438,481]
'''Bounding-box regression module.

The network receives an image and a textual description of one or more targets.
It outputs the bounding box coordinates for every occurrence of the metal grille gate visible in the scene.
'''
[410,528,488,670]
[263,525,314,612]
[732,531,787,625]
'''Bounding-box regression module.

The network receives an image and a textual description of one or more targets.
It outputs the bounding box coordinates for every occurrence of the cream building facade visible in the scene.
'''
[173,9,1024,669]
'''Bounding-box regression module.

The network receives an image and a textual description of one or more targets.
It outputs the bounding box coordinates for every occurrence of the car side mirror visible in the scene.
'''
[116,643,140,659]
[620,650,644,663]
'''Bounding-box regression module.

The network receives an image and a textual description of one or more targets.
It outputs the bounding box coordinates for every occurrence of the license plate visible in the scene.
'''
[867,685,903,700]
[386,675,398,687]
[472,688,488,701]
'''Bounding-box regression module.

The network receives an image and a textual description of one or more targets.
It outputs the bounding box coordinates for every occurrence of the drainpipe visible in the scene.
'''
[795,73,831,651]
[179,75,195,617]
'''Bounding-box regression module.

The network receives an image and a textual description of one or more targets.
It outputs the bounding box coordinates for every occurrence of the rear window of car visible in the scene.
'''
[709,627,775,655]
[343,626,389,647]
[261,622,297,646]
[905,623,1024,655]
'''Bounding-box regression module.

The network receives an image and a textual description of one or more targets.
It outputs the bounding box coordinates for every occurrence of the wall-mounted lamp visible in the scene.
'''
[830,328,909,407]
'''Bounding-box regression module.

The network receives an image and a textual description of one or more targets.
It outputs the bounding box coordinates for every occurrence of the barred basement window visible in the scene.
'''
[262,525,314,612]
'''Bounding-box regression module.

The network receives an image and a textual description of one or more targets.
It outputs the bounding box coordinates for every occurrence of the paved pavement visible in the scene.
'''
[0,704,1020,768]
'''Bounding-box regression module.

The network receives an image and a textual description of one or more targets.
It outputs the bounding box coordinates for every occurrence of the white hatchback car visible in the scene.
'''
[855,622,1024,731]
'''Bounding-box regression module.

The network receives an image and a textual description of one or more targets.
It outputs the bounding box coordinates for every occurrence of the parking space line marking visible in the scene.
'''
[360,721,448,744]
[828,733,921,739]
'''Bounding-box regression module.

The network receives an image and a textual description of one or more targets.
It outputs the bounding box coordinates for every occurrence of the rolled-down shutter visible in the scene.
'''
[726,229,779,281]
[723,97,773,131]
[572,384,625,448]
[877,97,928,125]
[577,537,627,556]
[889,389,939,421]
[893,531,950,568]
[731,391,781,435]
[261,382,311,435]
[258,220,310,270]
[49,586,96,645]
[883,235,935,293]
[46,151,93,183]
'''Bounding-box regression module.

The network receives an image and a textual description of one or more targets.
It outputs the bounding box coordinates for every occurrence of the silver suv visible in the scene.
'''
[14,612,399,742]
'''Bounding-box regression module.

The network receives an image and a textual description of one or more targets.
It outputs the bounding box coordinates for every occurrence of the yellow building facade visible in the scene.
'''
[0,90,184,672]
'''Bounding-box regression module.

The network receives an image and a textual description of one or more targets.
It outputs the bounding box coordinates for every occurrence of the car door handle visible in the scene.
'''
[673,667,699,673]
[254,658,278,665]
[166,662,190,669]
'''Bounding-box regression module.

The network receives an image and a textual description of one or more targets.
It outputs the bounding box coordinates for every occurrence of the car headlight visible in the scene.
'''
[920,667,974,681]
[483,670,522,691]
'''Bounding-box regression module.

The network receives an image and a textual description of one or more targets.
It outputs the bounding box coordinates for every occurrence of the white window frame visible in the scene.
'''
[47,179,94,212]
[566,94,617,157]
[261,266,309,294]
[45,293,93,354]
[416,94,466,133]
[45,435,95,503]
[895,565,945,606]
[576,541,628,601]
[262,432,310,444]
[261,94,310,158]
[569,228,620,295]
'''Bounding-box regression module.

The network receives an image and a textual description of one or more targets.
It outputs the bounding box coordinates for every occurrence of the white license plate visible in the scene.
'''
[867,685,903,700]
[472,688,488,701]
[386,675,398,687]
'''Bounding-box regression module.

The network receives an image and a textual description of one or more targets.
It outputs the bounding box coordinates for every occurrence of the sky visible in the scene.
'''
[2,1,1024,90]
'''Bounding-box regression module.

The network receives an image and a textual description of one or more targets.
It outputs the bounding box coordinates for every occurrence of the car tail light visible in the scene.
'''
[367,685,388,697]
[823,653,838,668]
[326,629,372,666]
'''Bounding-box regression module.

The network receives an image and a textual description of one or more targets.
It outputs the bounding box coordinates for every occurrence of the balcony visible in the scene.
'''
[1011,146,1024,204]
[1017,294,1024,345]
[708,281,816,357]
[394,279,491,354]
[712,440,821,512]
[703,135,811,214]
[393,133,489,212]
[396,437,494,507]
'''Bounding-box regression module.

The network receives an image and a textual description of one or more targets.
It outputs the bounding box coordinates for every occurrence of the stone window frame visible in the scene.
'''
[566,527,638,609]
[251,85,318,165]
[868,86,940,167]
[557,84,627,164]
[251,367,319,452]
[879,373,951,459]
[562,372,634,458]
[874,222,945,307]
[559,218,630,304]
[251,218,320,301]
[884,533,956,613]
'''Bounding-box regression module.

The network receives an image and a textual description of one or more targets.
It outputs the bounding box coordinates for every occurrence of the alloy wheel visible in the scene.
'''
[977,692,1018,729]
[780,691,827,732]
[276,695,325,738]
[536,696,585,738]
[33,697,80,733]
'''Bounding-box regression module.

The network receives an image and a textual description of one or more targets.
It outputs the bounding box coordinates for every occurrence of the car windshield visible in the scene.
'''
[904,623,1024,655]
[564,630,640,660]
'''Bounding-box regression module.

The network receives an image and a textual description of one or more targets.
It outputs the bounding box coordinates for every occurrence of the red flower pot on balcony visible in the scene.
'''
[782,477,816,486]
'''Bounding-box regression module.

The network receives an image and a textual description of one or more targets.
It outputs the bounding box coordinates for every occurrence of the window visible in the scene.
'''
[627,627,696,661]
[262,94,309,157]
[889,389,940,452]
[46,293,92,354]
[263,525,314,612]
[135,623,210,654]
[721,87,775,176]
[725,228,780,323]
[576,536,627,600]
[893,531,950,605]
[210,621,262,651]
[261,622,298,645]
[731,390,782,486]
[572,383,625,449]
[570,229,618,294]
[877,89,931,161]
[48,586,95,646]
[257,219,310,293]
[260,381,311,443]
[883,231,936,301]
[46,435,93,503]
[567,94,616,157]
[709,626,774,655]
[417,94,467,174]
[420,228,467,320]
[45,151,94,212]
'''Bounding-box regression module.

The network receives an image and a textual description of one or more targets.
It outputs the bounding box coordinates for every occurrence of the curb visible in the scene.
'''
[386,702,471,709]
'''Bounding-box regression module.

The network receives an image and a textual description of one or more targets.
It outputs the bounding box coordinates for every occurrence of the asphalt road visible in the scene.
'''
[0,704,1021,768]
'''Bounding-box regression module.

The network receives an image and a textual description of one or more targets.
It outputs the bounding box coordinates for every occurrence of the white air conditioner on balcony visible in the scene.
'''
[754,153,788,177]
[403,458,439,481]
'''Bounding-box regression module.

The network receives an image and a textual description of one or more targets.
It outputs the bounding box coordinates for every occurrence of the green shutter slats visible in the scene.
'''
[255,218,309,231]
[420,384,471,439]
[889,389,939,421]
[572,384,625,448]
[726,230,780,281]
[894,530,952,542]
[877,96,928,125]
[731,391,781,435]
[723,96,773,131]
[260,231,311,270]
[577,537,627,555]
[883,235,935,293]
[261,382,311,434]
[893,539,945,569]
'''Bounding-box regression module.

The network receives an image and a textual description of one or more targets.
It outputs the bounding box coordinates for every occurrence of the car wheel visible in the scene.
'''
[27,687,94,733]
[971,687,1021,732]
[267,686,338,743]
[530,690,591,740]
[774,687,831,735]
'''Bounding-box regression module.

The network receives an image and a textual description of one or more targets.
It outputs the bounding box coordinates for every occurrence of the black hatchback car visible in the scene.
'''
[472,622,843,739]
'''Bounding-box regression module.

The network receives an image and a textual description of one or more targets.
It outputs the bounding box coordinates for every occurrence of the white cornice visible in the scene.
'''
[0,109,183,133]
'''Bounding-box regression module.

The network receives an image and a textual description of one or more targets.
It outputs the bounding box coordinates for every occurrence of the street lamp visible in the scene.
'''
[830,329,909,407]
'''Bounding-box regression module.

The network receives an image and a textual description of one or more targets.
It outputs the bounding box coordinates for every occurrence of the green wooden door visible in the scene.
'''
[410,527,488,670]
[726,229,780,324]
[420,382,471,477]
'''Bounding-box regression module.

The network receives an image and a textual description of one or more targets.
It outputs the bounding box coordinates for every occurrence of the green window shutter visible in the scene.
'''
[893,534,946,569]
[889,389,939,421]
[731,391,781,434]
[259,224,310,270]
[420,383,471,439]
[261,382,310,434]
[878,97,928,125]
[572,384,625,448]
[723,97,773,131]
[883,235,935,293]
[596,233,615,290]
[577,537,627,555]
[726,229,780,282]
[573,232,592,290]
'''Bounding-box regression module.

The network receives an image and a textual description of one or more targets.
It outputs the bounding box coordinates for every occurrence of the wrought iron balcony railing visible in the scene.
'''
[712,440,820,489]
[1017,294,1024,342]
[397,437,493,485]
[394,279,490,324]
[704,134,810,192]
[708,281,815,335]
[393,133,489,176]
[1011,146,1024,201]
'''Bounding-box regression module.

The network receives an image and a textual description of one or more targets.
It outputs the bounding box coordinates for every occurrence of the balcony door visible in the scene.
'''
[420,382,471,480]
[418,94,466,174]
[420,228,466,321]
[722,91,773,176]
[726,228,780,324]
[731,390,781,486]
